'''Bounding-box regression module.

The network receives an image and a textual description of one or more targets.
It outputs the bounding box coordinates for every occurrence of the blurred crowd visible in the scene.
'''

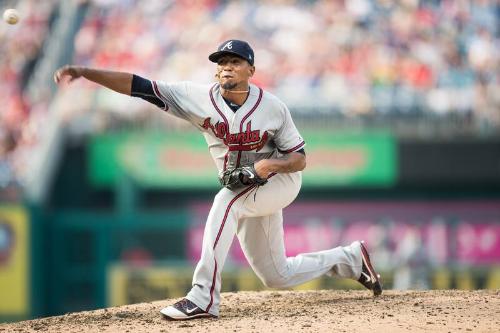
[0,0,499,191]
[0,0,57,192]
[70,0,499,118]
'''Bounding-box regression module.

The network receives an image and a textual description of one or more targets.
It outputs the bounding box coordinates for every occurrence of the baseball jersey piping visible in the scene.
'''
[236,87,264,167]
[209,84,231,171]
[206,184,258,312]
[281,141,305,154]
[238,87,263,132]
[209,83,230,129]
[206,258,218,313]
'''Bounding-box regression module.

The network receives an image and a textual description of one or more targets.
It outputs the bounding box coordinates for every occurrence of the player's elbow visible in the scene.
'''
[296,154,306,171]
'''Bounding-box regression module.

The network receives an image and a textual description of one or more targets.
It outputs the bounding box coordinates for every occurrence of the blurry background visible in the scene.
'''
[0,0,499,322]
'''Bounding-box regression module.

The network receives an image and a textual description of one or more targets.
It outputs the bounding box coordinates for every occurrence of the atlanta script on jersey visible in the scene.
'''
[150,81,305,175]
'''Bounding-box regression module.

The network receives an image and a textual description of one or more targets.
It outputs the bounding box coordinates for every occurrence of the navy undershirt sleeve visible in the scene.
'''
[279,148,306,155]
[131,74,166,109]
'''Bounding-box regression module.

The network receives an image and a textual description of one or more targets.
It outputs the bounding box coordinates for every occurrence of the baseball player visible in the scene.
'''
[54,39,382,320]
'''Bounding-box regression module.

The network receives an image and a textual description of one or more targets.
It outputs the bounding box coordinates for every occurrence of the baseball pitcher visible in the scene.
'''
[54,39,382,320]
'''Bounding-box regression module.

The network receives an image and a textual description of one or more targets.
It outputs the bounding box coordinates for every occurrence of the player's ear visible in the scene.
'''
[248,65,255,77]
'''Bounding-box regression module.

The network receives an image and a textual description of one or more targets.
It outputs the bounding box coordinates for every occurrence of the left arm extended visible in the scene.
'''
[254,152,306,178]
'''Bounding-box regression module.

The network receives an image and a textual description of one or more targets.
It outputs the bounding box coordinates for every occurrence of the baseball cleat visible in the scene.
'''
[160,298,216,320]
[357,241,383,296]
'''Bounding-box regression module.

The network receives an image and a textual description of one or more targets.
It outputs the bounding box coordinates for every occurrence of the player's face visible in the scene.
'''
[216,55,255,90]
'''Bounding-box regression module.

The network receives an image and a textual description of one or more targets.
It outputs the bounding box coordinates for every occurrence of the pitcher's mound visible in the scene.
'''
[2,290,499,332]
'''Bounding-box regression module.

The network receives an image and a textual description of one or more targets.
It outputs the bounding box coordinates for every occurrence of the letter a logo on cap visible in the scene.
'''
[222,41,233,50]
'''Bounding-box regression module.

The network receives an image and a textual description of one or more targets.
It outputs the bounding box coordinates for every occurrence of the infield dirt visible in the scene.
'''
[1,290,499,332]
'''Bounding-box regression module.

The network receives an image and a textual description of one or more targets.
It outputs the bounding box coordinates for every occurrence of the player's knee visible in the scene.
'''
[261,275,288,288]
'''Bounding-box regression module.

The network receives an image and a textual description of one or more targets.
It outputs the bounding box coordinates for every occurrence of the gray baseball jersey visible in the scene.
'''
[153,81,305,174]
[149,81,362,317]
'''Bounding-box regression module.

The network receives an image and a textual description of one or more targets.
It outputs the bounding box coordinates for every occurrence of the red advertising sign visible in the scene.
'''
[456,223,500,264]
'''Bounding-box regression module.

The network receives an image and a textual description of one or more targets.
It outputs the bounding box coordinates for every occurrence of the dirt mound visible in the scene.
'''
[1,290,499,333]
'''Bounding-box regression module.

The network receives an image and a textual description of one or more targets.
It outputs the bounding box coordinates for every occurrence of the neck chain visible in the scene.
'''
[221,89,249,94]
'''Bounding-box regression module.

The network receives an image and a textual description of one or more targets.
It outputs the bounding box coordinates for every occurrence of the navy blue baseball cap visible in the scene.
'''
[209,39,254,65]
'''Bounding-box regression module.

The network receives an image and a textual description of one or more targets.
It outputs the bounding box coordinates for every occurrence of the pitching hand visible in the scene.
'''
[54,65,84,84]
